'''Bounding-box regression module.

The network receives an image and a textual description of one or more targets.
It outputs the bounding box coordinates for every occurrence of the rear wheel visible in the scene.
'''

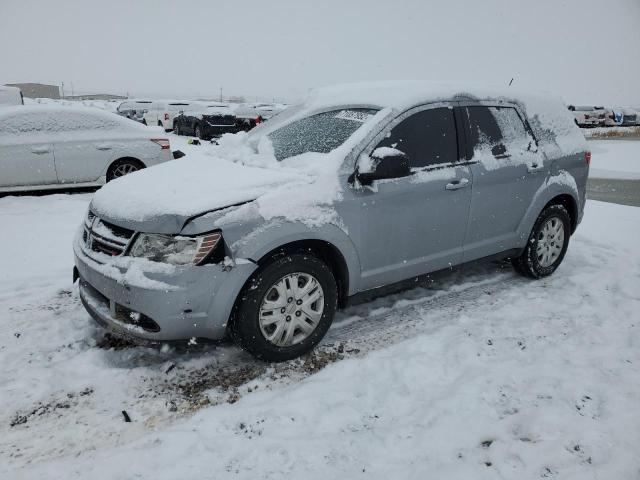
[233,253,337,362]
[512,204,571,278]
[106,159,144,182]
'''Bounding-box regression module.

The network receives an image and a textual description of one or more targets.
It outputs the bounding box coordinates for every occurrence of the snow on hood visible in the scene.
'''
[90,137,303,227]
[91,107,388,232]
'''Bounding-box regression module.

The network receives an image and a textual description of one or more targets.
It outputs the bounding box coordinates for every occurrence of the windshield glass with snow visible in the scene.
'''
[267,108,379,161]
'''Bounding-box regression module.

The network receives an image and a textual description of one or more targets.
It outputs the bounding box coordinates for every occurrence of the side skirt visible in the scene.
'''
[345,248,522,307]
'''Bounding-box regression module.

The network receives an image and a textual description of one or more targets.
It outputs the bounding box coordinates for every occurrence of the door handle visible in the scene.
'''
[445,178,470,190]
[527,163,544,173]
[95,144,113,151]
[30,147,50,154]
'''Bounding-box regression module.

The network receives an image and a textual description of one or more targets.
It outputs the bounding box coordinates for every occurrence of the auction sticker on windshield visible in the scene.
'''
[334,110,374,122]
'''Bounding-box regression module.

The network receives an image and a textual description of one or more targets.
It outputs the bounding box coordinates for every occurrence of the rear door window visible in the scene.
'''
[55,111,122,131]
[0,112,52,135]
[375,107,458,168]
[465,106,534,158]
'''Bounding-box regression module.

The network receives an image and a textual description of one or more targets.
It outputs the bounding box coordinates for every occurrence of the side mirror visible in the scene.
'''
[354,149,412,186]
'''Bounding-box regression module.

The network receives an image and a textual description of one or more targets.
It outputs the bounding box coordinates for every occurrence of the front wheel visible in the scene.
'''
[233,253,337,362]
[512,204,571,278]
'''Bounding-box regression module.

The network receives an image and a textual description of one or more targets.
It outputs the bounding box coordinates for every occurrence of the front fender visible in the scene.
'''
[231,221,363,296]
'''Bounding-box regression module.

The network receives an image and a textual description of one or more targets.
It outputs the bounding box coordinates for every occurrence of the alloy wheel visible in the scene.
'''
[536,216,565,267]
[111,162,140,179]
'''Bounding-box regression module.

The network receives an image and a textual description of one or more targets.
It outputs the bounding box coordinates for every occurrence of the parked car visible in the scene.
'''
[242,102,287,120]
[620,107,638,126]
[604,108,623,127]
[0,105,172,192]
[567,105,603,127]
[593,106,607,126]
[142,101,192,131]
[234,111,264,133]
[173,104,238,140]
[116,100,153,123]
[75,82,588,361]
[0,85,24,106]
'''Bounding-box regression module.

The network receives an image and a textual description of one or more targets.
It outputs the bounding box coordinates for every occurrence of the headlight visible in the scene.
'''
[129,232,222,265]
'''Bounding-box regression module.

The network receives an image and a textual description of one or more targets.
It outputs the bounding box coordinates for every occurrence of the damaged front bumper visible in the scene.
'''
[73,234,257,342]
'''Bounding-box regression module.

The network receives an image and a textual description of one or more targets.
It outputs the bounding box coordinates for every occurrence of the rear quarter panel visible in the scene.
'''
[516,152,586,244]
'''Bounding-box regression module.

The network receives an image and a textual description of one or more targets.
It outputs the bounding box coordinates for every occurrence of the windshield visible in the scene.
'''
[266,108,379,161]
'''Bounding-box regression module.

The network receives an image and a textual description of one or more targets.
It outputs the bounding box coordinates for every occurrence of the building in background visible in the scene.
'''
[63,93,127,101]
[5,83,60,99]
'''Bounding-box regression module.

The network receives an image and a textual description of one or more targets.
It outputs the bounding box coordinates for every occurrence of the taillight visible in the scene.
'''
[151,138,170,150]
[255,116,262,124]
[164,113,169,121]
[584,151,591,165]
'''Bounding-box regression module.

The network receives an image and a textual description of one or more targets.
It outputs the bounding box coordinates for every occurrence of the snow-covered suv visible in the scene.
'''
[74,82,589,361]
[142,101,192,131]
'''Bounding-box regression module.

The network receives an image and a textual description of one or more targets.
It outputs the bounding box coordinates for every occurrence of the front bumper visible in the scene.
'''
[74,235,257,342]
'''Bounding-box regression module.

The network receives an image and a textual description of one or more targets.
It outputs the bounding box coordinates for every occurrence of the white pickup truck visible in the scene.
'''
[568,105,605,127]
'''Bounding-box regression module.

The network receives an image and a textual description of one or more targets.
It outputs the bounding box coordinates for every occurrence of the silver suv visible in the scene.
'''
[74,83,589,361]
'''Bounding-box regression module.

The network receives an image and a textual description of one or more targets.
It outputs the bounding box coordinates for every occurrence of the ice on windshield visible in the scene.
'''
[267,108,378,161]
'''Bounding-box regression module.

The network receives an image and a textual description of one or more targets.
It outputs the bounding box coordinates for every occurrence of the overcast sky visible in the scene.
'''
[1,0,639,105]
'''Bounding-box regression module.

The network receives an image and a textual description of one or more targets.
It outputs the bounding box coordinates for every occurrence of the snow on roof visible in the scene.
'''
[0,104,149,130]
[302,81,549,110]
[291,81,586,156]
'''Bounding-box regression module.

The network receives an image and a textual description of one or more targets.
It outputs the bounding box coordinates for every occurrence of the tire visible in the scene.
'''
[142,119,147,126]
[106,159,144,182]
[512,204,571,278]
[233,253,337,362]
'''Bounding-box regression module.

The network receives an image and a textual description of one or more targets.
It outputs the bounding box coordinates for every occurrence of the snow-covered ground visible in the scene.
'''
[582,126,640,140]
[588,139,640,180]
[1,186,639,478]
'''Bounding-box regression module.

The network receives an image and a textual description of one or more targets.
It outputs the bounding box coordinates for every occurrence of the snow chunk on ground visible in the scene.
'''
[2,192,640,479]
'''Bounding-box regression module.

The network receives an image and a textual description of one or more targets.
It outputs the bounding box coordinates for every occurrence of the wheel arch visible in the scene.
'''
[518,179,581,243]
[254,239,351,308]
[231,223,362,306]
[544,193,578,233]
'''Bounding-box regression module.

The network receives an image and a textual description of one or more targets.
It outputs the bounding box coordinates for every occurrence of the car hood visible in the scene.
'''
[90,155,304,234]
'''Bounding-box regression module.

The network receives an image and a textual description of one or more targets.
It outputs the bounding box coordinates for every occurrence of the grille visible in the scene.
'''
[84,211,135,258]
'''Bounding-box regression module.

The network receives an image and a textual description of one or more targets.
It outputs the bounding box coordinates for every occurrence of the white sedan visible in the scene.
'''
[0,105,172,192]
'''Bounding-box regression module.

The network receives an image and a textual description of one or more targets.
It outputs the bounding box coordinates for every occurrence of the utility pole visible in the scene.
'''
[61,82,65,99]
[219,86,223,102]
